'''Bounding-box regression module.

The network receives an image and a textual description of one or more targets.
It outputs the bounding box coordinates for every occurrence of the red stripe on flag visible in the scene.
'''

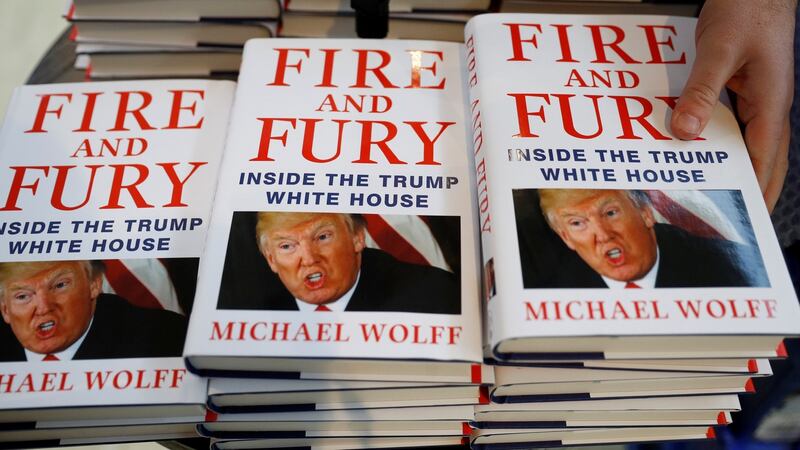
[66,2,75,20]
[745,379,755,393]
[707,427,716,439]
[646,191,724,239]
[103,260,163,309]
[747,359,758,373]
[460,437,469,445]
[462,423,473,435]
[363,214,429,266]
[470,364,482,384]
[68,25,78,41]
[717,412,728,425]
[205,410,218,422]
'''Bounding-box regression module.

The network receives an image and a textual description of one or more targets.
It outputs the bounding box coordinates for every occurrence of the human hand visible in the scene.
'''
[670,0,796,212]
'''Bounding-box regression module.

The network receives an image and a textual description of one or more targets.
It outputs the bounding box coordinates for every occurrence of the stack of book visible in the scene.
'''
[2,11,800,450]
[278,0,492,41]
[65,0,280,79]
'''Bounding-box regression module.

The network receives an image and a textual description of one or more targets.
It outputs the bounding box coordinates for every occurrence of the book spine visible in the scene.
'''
[464,21,500,353]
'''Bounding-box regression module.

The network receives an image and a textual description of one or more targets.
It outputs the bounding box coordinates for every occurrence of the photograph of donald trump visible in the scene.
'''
[0,259,188,362]
[514,189,769,289]
[216,211,461,313]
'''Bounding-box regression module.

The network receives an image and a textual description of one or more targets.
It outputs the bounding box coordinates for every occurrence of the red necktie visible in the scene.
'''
[315,304,332,311]
[625,282,641,289]
[42,354,59,361]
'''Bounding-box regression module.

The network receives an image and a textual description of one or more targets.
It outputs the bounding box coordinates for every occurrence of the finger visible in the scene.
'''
[763,119,790,213]
[742,106,787,194]
[671,39,740,140]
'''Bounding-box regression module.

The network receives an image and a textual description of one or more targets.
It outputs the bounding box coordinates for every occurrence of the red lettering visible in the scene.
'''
[405,50,446,89]
[1,166,50,211]
[110,91,155,131]
[611,95,671,140]
[503,23,542,61]
[350,50,398,88]
[269,48,310,86]
[100,164,153,209]
[75,92,102,132]
[157,162,207,207]
[586,25,640,63]
[165,90,204,129]
[251,118,297,162]
[26,93,72,133]
[508,93,550,138]
[639,25,686,64]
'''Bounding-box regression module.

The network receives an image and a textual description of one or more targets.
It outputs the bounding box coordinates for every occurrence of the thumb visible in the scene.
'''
[671,40,739,140]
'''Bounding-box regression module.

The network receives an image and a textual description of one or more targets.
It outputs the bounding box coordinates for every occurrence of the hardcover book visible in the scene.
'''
[207,377,490,413]
[463,13,800,360]
[0,80,234,422]
[182,38,485,380]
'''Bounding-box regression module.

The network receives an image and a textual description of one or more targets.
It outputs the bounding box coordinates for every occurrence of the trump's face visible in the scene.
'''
[261,214,365,305]
[0,261,100,355]
[551,191,657,282]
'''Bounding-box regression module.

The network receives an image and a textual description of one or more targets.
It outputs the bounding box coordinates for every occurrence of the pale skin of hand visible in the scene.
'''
[670,0,797,212]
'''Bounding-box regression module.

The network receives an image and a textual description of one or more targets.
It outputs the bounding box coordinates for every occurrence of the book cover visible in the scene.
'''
[184,38,484,380]
[464,13,800,360]
[0,79,233,420]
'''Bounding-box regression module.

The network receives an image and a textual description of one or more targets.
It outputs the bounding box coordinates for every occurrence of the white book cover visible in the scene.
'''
[184,39,483,379]
[464,13,800,359]
[0,80,234,419]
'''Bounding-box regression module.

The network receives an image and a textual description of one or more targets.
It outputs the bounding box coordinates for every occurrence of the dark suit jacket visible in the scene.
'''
[220,247,461,314]
[538,223,770,288]
[0,293,188,362]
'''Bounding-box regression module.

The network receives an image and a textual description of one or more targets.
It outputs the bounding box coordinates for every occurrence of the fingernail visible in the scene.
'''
[674,112,701,137]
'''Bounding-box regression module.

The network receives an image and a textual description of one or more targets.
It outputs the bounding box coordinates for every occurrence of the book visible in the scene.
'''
[498,1,700,16]
[210,435,469,450]
[0,80,234,424]
[489,363,769,401]
[279,11,476,42]
[463,13,800,360]
[471,408,731,428]
[207,377,489,413]
[475,393,742,411]
[469,426,715,450]
[66,0,281,22]
[198,419,472,439]
[76,52,243,79]
[69,21,277,48]
[281,0,492,13]
[0,421,198,447]
[182,38,485,380]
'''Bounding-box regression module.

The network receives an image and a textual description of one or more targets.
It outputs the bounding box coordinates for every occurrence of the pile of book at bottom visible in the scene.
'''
[192,357,770,450]
[0,354,779,449]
